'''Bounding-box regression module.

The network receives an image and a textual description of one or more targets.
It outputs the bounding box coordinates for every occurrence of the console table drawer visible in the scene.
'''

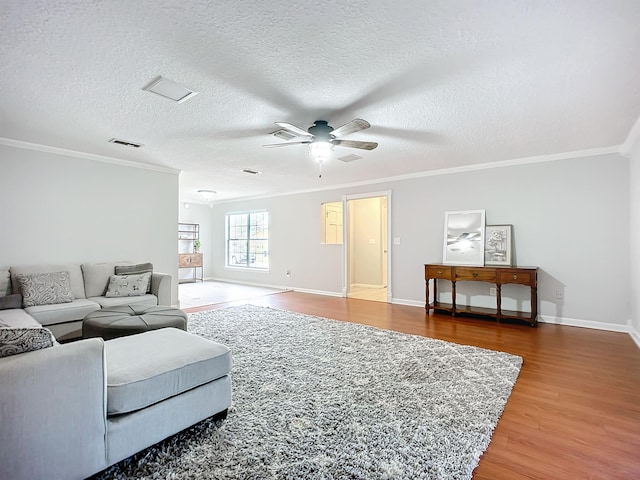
[497,270,535,286]
[455,267,496,282]
[426,265,453,280]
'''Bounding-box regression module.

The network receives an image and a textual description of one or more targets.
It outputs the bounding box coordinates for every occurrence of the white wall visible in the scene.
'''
[0,144,180,304]
[629,140,640,343]
[210,152,631,330]
[178,202,215,280]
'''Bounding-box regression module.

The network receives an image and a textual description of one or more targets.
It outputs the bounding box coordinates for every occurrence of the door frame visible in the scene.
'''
[342,190,392,302]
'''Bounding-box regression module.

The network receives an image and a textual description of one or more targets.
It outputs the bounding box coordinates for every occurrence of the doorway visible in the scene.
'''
[344,191,391,303]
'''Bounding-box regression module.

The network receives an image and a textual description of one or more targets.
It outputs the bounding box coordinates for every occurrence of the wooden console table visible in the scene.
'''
[424,264,538,326]
[179,253,203,283]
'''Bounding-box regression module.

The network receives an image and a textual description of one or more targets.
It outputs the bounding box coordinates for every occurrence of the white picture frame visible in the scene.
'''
[442,210,486,265]
[485,225,513,266]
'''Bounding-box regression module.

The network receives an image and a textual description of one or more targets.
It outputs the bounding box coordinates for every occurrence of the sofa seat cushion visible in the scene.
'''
[26,298,100,327]
[104,328,231,415]
[0,308,42,328]
[88,294,157,309]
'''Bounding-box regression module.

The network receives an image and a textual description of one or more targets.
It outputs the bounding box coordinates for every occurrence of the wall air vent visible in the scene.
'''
[109,138,143,148]
[337,153,362,163]
[242,169,262,175]
[142,76,199,104]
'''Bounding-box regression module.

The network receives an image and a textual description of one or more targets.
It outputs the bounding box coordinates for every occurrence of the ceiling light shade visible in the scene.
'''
[309,141,333,163]
[198,189,216,201]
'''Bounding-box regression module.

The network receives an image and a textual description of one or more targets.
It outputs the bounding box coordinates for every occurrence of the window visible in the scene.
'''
[226,211,269,269]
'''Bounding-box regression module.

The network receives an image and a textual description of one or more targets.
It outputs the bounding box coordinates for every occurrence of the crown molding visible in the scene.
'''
[0,137,181,175]
[209,144,622,204]
[621,114,640,157]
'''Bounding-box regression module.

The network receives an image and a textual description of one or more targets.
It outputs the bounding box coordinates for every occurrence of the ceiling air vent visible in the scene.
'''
[242,169,262,175]
[142,76,199,104]
[337,153,362,163]
[270,129,297,141]
[109,138,143,148]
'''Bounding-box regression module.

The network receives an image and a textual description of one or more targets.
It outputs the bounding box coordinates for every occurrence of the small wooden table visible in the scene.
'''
[425,264,538,326]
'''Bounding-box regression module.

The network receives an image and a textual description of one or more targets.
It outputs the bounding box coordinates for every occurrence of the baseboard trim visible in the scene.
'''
[538,315,630,333]
[629,324,640,349]
[292,287,344,297]
[207,277,290,291]
[391,298,425,307]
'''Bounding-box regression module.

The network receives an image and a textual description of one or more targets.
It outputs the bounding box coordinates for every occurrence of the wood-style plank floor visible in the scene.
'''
[185,291,640,480]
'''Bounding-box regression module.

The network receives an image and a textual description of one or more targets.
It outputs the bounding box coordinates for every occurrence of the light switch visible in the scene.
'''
[393,237,401,245]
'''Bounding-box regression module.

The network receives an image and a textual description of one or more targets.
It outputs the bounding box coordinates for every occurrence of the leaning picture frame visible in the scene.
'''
[442,210,486,265]
[484,225,513,266]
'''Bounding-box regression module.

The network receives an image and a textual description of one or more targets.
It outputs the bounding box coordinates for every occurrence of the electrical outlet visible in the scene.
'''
[556,290,564,299]
[489,287,497,296]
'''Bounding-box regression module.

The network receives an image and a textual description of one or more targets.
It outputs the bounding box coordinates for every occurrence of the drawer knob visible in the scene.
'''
[472,272,478,278]
[513,274,518,280]
[437,270,443,275]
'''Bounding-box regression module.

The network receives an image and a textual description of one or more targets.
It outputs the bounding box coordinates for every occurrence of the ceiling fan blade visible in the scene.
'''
[274,122,312,137]
[263,140,312,148]
[333,139,378,150]
[331,118,371,137]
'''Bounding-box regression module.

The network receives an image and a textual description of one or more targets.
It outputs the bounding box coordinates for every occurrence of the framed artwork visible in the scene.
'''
[442,210,485,265]
[485,225,513,266]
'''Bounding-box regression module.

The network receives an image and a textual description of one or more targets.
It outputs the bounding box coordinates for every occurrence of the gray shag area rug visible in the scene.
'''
[94,305,522,480]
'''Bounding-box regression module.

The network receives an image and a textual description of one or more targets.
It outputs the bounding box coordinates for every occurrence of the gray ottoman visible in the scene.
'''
[83,305,187,340]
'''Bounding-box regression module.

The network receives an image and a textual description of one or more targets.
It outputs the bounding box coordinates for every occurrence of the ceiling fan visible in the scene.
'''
[264,118,378,166]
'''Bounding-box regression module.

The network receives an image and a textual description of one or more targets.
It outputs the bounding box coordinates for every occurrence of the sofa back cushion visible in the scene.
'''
[0,270,10,297]
[82,262,130,298]
[10,264,86,299]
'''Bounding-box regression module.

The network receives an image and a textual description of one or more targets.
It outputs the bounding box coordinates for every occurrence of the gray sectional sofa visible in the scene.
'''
[1,261,172,341]
[0,262,233,479]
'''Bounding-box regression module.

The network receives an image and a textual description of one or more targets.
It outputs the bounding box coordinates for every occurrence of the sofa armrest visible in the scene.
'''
[151,272,172,306]
[0,339,107,480]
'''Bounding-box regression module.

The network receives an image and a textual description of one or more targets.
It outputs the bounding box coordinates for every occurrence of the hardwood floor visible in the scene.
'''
[185,291,640,479]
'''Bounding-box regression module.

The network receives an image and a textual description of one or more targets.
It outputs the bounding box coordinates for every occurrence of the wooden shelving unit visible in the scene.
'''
[178,223,202,283]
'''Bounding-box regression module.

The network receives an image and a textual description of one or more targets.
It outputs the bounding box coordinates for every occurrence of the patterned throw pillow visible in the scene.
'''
[105,272,152,298]
[0,327,56,358]
[115,262,153,293]
[16,271,75,308]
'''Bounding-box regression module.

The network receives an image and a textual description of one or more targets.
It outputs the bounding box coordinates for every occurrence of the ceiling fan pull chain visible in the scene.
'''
[318,162,323,178]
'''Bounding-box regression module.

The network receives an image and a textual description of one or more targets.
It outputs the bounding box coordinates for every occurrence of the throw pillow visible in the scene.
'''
[16,271,75,308]
[115,262,153,293]
[0,327,56,358]
[0,270,10,297]
[105,272,152,298]
[0,293,23,310]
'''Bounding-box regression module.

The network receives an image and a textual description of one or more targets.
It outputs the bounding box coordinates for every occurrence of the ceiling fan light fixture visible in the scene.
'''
[197,189,217,201]
[309,141,333,163]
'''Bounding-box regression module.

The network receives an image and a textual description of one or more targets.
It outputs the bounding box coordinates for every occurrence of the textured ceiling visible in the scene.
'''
[1,0,640,203]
